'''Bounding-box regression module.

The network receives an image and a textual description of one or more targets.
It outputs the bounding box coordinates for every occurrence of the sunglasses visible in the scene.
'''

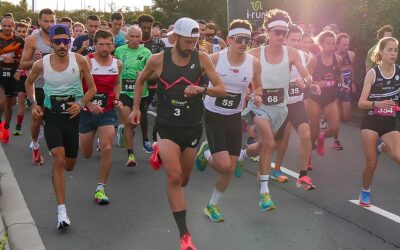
[271,29,288,37]
[232,36,252,45]
[52,38,71,45]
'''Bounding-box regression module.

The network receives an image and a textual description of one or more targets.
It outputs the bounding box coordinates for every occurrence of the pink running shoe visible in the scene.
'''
[296,176,316,191]
[180,233,197,250]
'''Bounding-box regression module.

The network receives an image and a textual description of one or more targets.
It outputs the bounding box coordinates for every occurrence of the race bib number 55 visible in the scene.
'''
[215,92,241,109]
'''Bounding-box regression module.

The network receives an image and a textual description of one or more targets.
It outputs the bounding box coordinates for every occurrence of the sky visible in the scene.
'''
[3,0,153,12]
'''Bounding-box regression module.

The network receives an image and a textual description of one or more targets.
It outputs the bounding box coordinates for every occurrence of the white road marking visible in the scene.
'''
[349,200,400,224]
[271,162,299,179]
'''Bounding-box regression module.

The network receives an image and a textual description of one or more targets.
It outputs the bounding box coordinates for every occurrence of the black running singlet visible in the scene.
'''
[311,54,341,101]
[156,49,203,127]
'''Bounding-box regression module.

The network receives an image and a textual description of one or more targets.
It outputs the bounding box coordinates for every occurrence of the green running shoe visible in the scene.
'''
[94,188,109,205]
[204,204,224,222]
[234,160,244,178]
[195,141,209,172]
[126,153,137,167]
[259,192,276,212]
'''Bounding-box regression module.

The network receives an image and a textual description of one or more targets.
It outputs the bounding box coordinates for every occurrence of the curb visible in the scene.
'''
[0,145,45,250]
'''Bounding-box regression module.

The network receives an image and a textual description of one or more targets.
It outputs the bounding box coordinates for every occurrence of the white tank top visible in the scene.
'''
[288,50,306,104]
[259,45,290,107]
[43,52,84,110]
[204,50,253,115]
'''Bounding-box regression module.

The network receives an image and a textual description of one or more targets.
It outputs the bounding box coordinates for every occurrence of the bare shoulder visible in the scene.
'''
[209,52,220,65]
[247,47,260,59]
[32,58,44,71]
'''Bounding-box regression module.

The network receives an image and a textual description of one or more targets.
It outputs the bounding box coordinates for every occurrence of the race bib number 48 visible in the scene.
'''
[215,92,241,109]
[122,79,135,92]
[262,88,284,105]
[50,95,75,114]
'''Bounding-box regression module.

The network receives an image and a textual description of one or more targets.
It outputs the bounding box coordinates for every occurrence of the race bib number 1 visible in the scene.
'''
[50,95,75,114]
[262,88,284,105]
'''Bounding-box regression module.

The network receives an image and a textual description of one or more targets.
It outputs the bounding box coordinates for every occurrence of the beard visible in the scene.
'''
[56,48,68,57]
[142,32,151,40]
[176,40,192,58]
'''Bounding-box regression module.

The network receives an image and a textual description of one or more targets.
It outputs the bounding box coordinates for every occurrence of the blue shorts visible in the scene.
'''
[337,89,352,102]
[79,109,117,134]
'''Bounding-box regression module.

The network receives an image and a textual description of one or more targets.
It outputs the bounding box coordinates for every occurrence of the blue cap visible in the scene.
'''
[49,24,71,39]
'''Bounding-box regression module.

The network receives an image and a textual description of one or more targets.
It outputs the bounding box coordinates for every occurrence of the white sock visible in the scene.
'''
[377,142,384,153]
[238,149,249,161]
[32,140,40,150]
[260,175,270,193]
[362,188,371,193]
[204,149,212,161]
[96,183,105,192]
[57,204,66,213]
[209,188,223,206]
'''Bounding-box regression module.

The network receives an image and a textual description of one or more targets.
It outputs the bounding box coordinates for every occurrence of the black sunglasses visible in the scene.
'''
[232,36,252,45]
[52,38,71,45]
[271,29,288,37]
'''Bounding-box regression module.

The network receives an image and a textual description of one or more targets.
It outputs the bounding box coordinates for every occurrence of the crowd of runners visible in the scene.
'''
[0,7,399,250]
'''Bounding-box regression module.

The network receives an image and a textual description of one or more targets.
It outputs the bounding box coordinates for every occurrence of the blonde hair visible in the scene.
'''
[371,37,399,64]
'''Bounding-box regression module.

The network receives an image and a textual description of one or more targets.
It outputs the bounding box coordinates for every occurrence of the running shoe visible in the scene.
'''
[296,176,316,191]
[359,191,371,207]
[316,132,325,156]
[204,204,224,222]
[271,169,289,183]
[143,140,154,154]
[195,141,209,172]
[126,153,137,167]
[2,128,10,144]
[13,125,23,136]
[0,122,3,140]
[307,157,313,171]
[94,188,110,205]
[149,142,162,170]
[57,210,71,229]
[259,192,276,212]
[180,232,197,250]
[96,138,101,152]
[147,110,157,117]
[246,137,257,146]
[250,155,259,162]
[332,139,343,150]
[376,138,383,158]
[32,148,44,166]
[234,160,244,178]
[319,118,327,129]
[117,124,125,147]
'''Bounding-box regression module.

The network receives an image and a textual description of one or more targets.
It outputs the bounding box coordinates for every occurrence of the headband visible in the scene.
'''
[228,28,251,37]
[267,20,289,29]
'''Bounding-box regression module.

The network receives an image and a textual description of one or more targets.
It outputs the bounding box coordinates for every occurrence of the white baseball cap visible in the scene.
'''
[169,18,199,38]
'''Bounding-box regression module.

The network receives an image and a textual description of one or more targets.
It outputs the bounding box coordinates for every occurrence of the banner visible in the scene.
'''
[227,0,268,30]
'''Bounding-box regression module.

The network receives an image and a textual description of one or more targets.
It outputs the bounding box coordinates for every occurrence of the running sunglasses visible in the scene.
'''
[232,36,252,45]
[271,29,288,37]
[52,38,71,45]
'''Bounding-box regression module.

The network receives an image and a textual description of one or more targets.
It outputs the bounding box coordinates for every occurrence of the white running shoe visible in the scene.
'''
[57,210,71,229]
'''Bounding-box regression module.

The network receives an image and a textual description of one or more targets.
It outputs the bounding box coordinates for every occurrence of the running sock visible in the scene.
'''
[32,140,40,150]
[259,175,270,193]
[173,210,188,237]
[209,188,223,206]
[238,149,249,161]
[204,149,212,161]
[17,115,24,126]
[362,188,371,193]
[299,170,307,178]
[127,149,133,156]
[57,204,66,213]
[274,164,281,171]
[377,142,384,153]
[96,183,105,192]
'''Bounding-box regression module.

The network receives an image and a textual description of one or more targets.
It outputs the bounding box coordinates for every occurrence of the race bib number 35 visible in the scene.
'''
[262,88,284,105]
[122,79,135,92]
[289,82,303,97]
[215,92,241,109]
[91,93,108,108]
[50,95,75,114]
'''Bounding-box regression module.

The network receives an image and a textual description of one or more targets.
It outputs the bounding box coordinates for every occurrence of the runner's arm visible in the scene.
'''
[290,47,312,86]
[252,57,263,96]
[25,59,43,101]
[76,54,96,105]
[199,52,226,97]
[19,35,35,70]
[114,60,122,100]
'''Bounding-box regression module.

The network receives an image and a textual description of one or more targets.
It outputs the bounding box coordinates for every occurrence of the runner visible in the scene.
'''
[25,24,96,229]
[80,29,122,204]
[273,23,315,189]
[129,17,226,250]
[307,30,342,157]
[195,19,263,222]
[0,15,25,144]
[365,25,393,72]
[334,32,356,150]
[12,21,29,136]
[114,25,152,166]
[204,22,227,52]
[71,15,100,56]
[110,12,126,49]
[235,9,314,211]
[19,8,55,165]
[358,37,400,206]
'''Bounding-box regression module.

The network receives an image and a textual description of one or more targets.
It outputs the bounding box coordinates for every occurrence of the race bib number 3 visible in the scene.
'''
[289,82,303,97]
[50,95,75,114]
[91,93,108,108]
[122,79,135,92]
[373,107,396,117]
[262,88,284,105]
[215,92,241,109]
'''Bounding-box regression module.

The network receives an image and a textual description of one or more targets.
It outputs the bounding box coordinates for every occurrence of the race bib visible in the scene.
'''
[288,82,303,97]
[1,67,13,78]
[50,95,75,114]
[215,92,241,109]
[91,93,108,108]
[121,79,135,92]
[373,107,396,117]
[323,80,336,88]
[262,88,284,105]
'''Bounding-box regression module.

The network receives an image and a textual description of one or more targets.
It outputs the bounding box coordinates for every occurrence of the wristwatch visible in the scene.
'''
[27,98,37,107]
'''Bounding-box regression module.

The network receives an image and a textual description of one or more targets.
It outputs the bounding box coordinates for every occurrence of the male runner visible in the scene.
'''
[71,15,100,56]
[80,29,122,204]
[110,12,126,49]
[129,17,226,250]
[25,24,96,229]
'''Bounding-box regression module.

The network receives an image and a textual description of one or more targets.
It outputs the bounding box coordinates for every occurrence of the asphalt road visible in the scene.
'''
[2,111,400,250]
